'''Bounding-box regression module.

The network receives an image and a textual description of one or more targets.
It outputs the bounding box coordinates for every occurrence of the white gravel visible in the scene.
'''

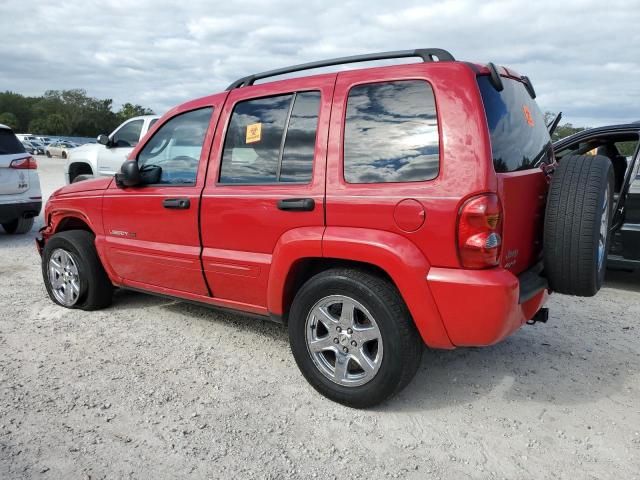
[1,156,639,479]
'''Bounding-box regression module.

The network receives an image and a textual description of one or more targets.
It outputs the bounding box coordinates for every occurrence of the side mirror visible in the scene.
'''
[97,134,110,147]
[115,161,141,188]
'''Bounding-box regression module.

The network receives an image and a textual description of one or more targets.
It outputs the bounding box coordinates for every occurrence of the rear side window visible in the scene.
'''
[343,80,439,183]
[478,76,552,173]
[219,91,321,184]
[0,129,26,155]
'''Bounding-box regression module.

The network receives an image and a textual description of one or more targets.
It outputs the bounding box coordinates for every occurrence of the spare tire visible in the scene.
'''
[544,154,614,296]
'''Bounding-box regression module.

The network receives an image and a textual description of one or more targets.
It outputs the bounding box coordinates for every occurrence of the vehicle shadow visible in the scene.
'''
[604,267,640,293]
[112,288,636,413]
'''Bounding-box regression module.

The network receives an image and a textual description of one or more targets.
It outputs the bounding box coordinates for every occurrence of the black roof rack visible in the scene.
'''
[226,48,455,90]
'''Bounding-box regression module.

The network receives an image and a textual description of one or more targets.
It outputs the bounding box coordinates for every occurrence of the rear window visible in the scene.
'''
[0,129,26,155]
[478,76,552,173]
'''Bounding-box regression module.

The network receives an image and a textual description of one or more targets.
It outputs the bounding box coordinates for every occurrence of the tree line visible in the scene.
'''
[0,89,154,137]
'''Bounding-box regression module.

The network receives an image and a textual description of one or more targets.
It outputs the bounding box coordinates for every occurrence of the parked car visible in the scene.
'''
[45,140,77,159]
[22,140,45,155]
[36,48,612,407]
[65,115,160,183]
[0,124,41,234]
[35,136,55,146]
[21,141,37,155]
[553,123,639,269]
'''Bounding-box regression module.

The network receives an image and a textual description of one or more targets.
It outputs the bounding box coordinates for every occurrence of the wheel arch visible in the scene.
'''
[54,215,94,235]
[68,162,94,183]
[268,226,454,349]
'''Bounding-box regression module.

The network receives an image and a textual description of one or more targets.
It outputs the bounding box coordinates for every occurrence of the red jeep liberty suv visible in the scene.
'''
[37,49,613,407]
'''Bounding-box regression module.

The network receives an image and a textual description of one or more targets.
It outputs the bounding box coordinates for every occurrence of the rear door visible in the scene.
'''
[200,75,334,311]
[0,128,30,195]
[477,75,553,274]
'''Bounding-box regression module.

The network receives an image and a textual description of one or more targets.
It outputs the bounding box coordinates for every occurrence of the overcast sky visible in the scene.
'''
[1,0,639,127]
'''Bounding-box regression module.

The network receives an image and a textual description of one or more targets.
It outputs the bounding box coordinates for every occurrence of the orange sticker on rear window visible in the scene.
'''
[246,123,262,144]
[522,105,534,127]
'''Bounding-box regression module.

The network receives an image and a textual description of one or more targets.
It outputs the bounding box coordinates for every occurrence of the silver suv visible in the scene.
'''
[0,124,41,234]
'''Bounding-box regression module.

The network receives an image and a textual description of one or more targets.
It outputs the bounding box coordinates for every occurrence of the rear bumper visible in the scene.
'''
[427,264,549,347]
[0,200,42,224]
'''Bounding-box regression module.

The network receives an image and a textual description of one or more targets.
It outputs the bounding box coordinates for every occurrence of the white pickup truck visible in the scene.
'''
[64,115,160,183]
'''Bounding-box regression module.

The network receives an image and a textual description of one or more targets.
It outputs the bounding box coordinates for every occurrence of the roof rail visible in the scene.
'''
[226,48,455,90]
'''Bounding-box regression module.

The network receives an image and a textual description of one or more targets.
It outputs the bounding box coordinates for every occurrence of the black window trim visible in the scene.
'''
[133,106,214,188]
[340,77,442,185]
[217,89,320,187]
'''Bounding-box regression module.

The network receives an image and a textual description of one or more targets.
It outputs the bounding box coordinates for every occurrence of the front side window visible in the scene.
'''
[137,108,212,185]
[112,119,144,148]
[343,80,440,184]
[219,91,321,184]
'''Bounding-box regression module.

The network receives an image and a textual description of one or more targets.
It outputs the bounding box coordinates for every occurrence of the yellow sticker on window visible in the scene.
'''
[246,123,262,144]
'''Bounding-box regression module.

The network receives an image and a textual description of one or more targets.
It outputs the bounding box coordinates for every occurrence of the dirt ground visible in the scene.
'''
[1,157,639,479]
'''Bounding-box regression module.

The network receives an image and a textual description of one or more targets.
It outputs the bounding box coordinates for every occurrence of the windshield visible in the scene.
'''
[0,129,26,155]
[478,75,552,173]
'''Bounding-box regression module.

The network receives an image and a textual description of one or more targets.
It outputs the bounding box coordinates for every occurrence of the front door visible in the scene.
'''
[102,100,224,295]
[200,75,335,312]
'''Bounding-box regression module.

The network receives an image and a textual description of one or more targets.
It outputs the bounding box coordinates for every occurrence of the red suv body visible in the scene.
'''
[37,49,557,406]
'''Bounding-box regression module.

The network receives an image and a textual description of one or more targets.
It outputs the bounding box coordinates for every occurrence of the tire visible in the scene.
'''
[42,230,113,310]
[544,154,614,296]
[62,151,67,159]
[288,268,423,408]
[46,151,51,158]
[72,174,94,183]
[2,216,34,234]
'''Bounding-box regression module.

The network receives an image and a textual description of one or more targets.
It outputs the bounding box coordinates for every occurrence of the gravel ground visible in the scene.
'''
[1,157,639,479]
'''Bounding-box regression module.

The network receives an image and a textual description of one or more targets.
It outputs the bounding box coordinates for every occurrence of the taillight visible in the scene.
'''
[10,157,38,169]
[457,193,503,269]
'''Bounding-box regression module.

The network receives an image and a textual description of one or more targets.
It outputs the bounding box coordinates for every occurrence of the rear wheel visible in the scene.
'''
[2,216,34,234]
[544,154,614,296]
[62,151,67,159]
[46,151,51,158]
[288,268,423,408]
[42,230,113,310]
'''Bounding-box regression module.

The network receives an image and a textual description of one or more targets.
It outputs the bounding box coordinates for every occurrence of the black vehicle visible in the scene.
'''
[553,123,640,269]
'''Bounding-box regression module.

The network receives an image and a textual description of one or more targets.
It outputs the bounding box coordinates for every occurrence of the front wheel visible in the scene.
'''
[62,151,67,159]
[42,230,113,310]
[288,268,423,408]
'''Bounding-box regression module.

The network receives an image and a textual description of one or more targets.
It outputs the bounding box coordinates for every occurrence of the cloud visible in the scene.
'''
[0,0,638,127]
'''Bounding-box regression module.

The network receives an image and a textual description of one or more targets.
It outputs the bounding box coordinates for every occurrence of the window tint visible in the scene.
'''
[138,108,212,185]
[112,119,144,148]
[219,92,320,184]
[149,118,159,129]
[478,76,552,173]
[0,129,26,155]
[280,92,320,182]
[343,80,439,184]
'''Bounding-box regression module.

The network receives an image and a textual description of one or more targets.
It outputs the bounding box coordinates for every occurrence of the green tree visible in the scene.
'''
[117,103,154,123]
[0,112,19,130]
[544,111,586,142]
[0,90,153,137]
